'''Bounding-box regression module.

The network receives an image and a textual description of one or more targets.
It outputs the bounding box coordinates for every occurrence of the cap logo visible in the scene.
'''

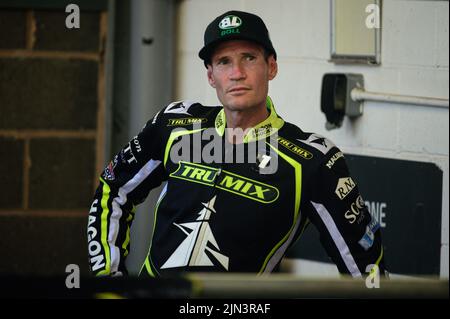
[219,15,242,30]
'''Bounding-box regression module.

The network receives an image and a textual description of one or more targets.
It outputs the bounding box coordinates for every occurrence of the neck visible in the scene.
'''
[224,101,269,129]
[223,101,269,144]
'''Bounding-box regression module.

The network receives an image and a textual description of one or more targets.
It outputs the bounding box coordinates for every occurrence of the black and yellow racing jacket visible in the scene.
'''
[87,97,385,277]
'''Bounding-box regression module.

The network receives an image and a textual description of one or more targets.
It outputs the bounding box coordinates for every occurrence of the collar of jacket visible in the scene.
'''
[214,96,285,143]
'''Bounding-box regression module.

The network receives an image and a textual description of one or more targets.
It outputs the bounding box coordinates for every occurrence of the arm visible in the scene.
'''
[87,111,167,276]
[306,148,386,277]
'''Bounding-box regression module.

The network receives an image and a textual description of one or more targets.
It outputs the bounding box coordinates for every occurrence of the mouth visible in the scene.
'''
[227,86,251,94]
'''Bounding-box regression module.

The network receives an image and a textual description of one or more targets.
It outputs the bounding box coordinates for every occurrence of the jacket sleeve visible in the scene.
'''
[87,110,167,276]
[306,146,386,278]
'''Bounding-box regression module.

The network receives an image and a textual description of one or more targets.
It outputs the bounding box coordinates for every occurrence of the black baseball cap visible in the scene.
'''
[198,10,277,67]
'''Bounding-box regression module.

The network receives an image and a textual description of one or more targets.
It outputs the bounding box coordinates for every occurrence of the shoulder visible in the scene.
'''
[278,121,341,163]
[144,100,221,129]
[135,101,222,156]
[160,100,220,118]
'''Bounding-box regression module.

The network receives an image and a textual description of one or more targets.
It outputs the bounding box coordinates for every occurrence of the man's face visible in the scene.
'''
[207,40,277,113]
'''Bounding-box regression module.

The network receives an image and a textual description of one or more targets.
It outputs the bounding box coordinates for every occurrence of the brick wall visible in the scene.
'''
[0,6,107,276]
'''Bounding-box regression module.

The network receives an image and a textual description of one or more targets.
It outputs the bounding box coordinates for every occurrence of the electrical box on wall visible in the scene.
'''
[320,73,364,130]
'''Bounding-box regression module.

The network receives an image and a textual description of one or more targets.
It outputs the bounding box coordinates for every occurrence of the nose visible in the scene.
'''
[229,61,246,81]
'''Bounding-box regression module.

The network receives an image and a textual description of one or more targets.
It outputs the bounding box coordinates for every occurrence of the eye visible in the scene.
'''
[216,57,230,66]
[244,54,256,62]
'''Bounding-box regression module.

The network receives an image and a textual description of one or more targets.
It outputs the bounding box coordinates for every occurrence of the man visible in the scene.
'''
[87,10,385,277]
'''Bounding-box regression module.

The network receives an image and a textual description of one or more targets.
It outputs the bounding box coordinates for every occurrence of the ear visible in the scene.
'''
[207,66,216,88]
[268,56,278,81]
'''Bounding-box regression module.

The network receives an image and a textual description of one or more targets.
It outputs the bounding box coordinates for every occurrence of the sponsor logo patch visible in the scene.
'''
[219,15,241,36]
[219,15,242,30]
[249,123,273,140]
[87,200,105,272]
[161,195,229,271]
[344,195,366,224]
[121,136,141,164]
[103,161,116,181]
[167,118,207,126]
[335,177,356,200]
[215,112,225,131]
[277,137,313,159]
[297,134,336,155]
[164,101,195,116]
[326,151,344,169]
[103,155,119,181]
[359,218,380,250]
[170,161,279,203]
